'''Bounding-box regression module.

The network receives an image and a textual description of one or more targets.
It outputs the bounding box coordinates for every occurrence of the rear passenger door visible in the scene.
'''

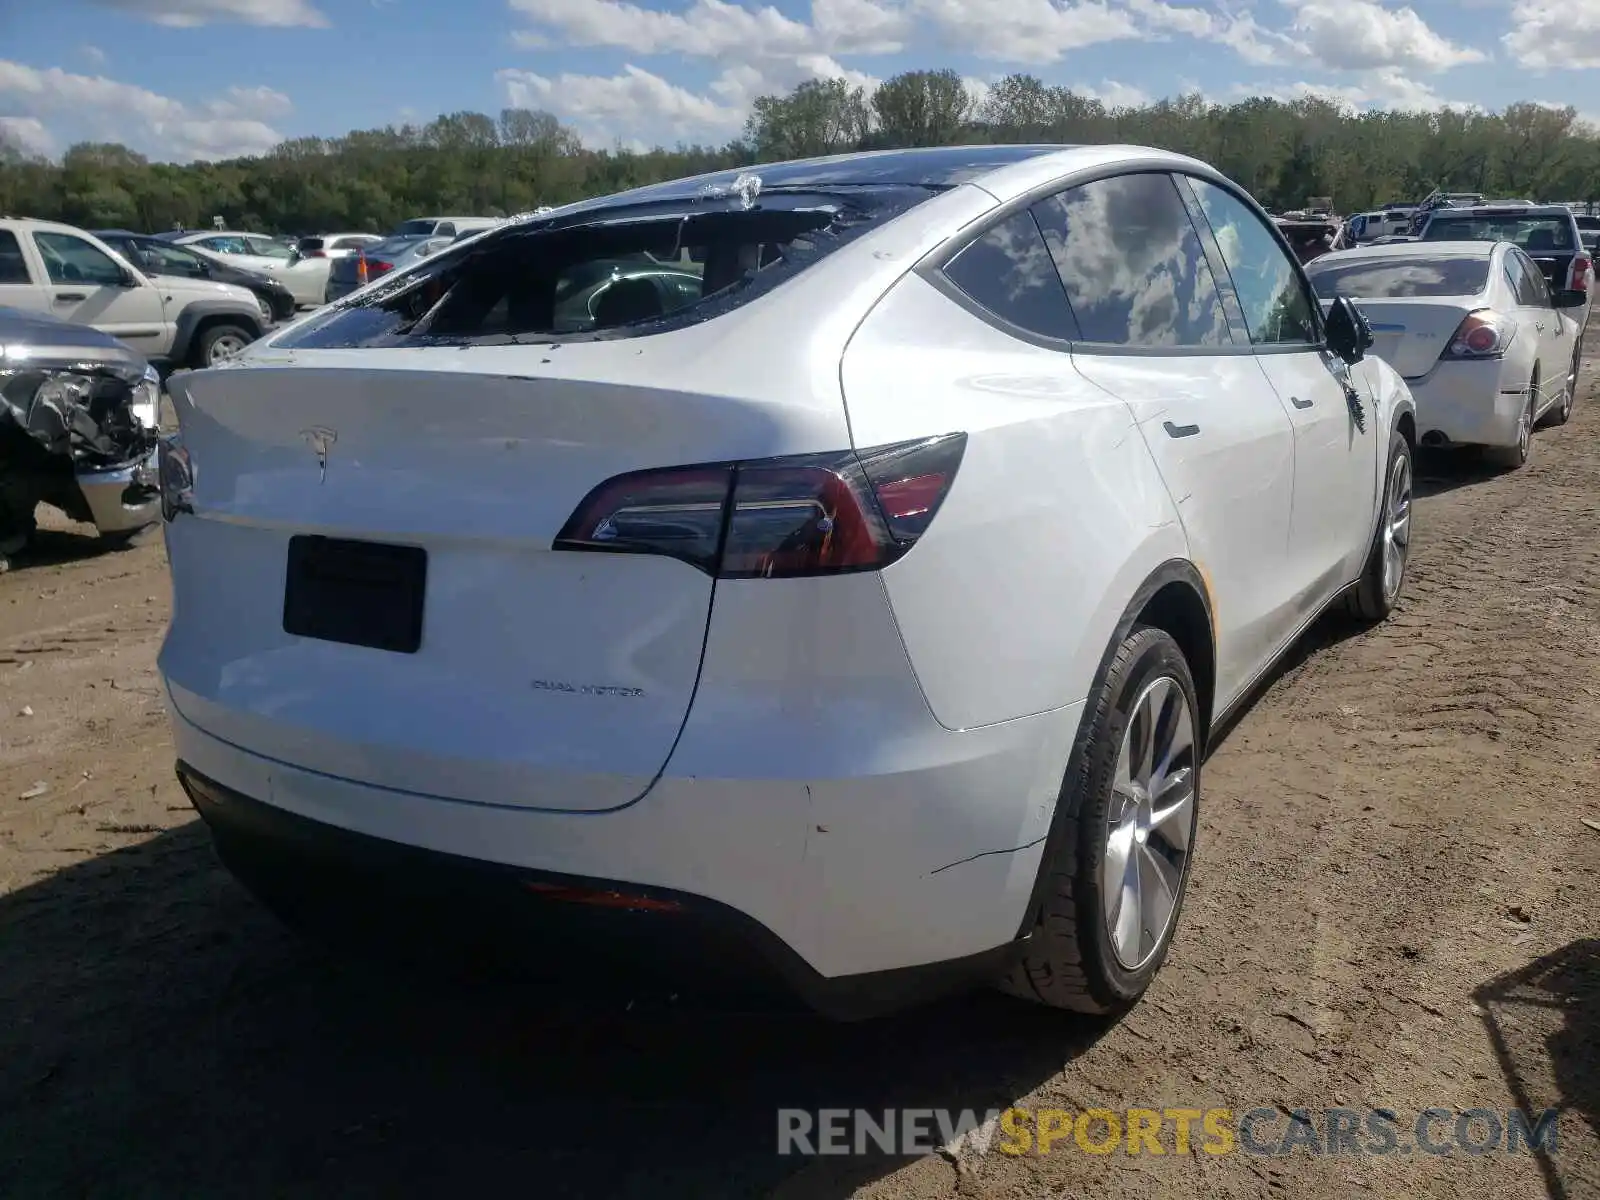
[1030,171,1300,707]
[1506,248,1565,413]
[1183,176,1378,610]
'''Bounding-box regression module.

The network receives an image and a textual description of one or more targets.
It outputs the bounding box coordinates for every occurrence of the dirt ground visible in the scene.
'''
[1,343,1596,1200]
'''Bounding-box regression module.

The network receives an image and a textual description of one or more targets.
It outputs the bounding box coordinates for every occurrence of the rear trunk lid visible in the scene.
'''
[1345,298,1475,379]
[159,346,851,812]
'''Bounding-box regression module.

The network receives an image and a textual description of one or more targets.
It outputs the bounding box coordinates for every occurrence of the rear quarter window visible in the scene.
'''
[276,186,937,349]
[940,210,1077,342]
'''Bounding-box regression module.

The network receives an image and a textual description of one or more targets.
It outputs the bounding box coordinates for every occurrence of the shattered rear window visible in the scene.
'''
[274,184,940,349]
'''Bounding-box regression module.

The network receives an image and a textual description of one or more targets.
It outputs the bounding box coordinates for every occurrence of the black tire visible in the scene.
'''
[1544,347,1579,427]
[1346,428,1413,623]
[1487,382,1535,469]
[191,322,255,369]
[998,625,1200,1014]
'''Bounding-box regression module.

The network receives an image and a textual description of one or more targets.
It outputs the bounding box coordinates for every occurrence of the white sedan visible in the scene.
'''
[1306,240,1584,467]
[155,145,1417,1019]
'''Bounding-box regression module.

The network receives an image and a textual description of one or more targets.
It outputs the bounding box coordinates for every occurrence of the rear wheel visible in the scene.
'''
[1488,382,1536,469]
[1543,347,1579,427]
[998,626,1199,1014]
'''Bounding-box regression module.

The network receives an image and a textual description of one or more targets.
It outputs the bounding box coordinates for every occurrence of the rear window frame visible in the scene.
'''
[273,184,943,350]
[1420,212,1578,252]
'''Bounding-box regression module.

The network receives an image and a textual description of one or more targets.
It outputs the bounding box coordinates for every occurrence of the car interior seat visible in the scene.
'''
[591,276,664,327]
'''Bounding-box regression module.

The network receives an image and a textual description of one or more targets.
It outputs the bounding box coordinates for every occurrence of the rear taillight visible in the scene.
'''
[367,259,394,277]
[553,433,967,578]
[1441,310,1516,360]
[158,433,194,521]
[1569,253,1591,292]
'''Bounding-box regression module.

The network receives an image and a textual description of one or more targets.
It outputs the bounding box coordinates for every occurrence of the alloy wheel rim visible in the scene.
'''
[1519,397,1532,458]
[208,334,247,364]
[1104,675,1196,971]
[1382,451,1412,601]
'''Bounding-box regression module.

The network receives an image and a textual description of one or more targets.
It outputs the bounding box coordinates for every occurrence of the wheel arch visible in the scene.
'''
[1009,555,1215,942]
[171,303,263,365]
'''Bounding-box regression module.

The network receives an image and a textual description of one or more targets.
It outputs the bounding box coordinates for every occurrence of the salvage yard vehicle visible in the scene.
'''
[157,145,1417,1020]
[1307,241,1584,468]
[0,305,160,567]
[94,230,298,324]
[0,219,268,369]
[323,234,454,304]
[1417,203,1593,333]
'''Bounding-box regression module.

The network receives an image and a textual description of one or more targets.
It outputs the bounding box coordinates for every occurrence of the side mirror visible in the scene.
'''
[1552,288,1587,308]
[118,267,141,288]
[1325,296,1371,364]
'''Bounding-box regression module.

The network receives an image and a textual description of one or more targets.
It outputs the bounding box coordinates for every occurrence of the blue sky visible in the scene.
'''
[1,0,1597,163]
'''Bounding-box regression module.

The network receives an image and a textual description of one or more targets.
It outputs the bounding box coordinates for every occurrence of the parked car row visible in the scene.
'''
[0,211,508,566]
[0,217,269,370]
[1306,200,1592,466]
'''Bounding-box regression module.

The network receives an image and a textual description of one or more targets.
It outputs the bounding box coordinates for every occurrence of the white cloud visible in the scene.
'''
[497,64,745,146]
[1129,0,1305,65]
[709,54,881,110]
[510,0,819,56]
[0,61,290,161]
[206,84,294,119]
[79,44,108,66]
[1237,68,1475,112]
[485,0,1499,147]
[1283,0,1486,71]
[1504,0,1600,68]
[1078,79,1153,108]
[903,0,1141,63]
[0,115,55,156]
[85,0,327,25]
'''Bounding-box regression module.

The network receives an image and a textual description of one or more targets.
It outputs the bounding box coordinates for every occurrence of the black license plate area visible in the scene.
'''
[283,535,426,654]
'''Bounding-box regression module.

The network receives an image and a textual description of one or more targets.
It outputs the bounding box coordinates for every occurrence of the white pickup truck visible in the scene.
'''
[0,218,268,368]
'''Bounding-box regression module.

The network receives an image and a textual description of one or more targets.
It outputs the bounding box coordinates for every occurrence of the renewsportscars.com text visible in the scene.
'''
[777,1106,1561,1158]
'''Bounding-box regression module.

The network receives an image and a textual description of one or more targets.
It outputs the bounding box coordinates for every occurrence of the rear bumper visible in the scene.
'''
[177,760,1026,1020]
[1404,362,1525,447]
[75,447,161,535]
[165,673,1083,1009]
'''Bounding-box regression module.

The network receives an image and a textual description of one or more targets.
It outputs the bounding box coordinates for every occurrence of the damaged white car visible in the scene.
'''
[0,306,162,567]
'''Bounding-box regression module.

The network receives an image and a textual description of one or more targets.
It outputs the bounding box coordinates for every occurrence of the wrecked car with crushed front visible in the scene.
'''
[0,305,161,567]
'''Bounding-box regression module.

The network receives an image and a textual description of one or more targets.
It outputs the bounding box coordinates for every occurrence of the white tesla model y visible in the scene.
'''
[157,145,1417,1019]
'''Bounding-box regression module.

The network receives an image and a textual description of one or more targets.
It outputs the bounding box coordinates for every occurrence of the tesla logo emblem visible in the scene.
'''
[299,426,336,483]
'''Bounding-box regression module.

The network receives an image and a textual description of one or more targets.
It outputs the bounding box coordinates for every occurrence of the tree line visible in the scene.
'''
[2,69,1597,236]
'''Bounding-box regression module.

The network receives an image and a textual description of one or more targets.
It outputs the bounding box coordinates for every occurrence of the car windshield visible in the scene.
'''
[1307,256,1491,299]
[1421,214,1575,251]
[392,220,437,237]
[277,184,938,349]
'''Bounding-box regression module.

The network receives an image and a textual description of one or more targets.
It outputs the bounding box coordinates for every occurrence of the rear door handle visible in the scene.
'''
[1290,396,1314,409]
[53,292,87,303]
[1163,420,1200,439]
